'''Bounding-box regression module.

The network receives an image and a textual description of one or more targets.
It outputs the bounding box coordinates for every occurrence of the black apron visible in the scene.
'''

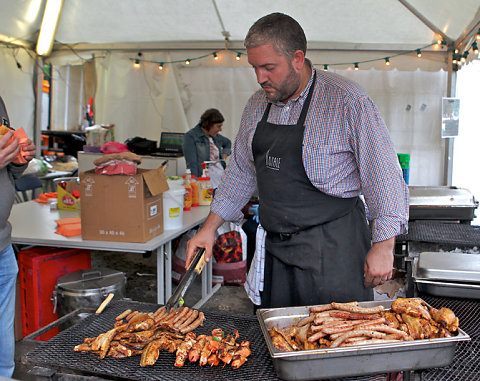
[252,73,373,308]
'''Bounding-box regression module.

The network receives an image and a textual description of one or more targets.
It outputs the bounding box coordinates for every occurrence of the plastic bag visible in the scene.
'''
[24,158,49,176]
[125,136,157,155]
[213,222,247,263]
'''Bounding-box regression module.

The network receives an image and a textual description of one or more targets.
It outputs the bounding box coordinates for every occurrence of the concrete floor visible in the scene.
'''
[90,250,255,315]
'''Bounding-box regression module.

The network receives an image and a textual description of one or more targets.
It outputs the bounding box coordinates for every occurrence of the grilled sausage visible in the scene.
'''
[116,309,132,321]
[331,302,385,314]
[181,312,205,334]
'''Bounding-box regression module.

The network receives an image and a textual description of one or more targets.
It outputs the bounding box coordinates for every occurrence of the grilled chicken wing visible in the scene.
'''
[429,307,459,332]
[391,298,432,321]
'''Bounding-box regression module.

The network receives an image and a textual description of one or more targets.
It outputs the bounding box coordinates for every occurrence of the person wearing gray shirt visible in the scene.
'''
[0,96,36,377]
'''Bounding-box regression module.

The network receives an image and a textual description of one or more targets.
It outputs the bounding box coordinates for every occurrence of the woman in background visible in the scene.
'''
[183,108,231,189]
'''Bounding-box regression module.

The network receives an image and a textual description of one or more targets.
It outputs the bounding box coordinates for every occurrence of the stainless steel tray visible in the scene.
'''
[409,186,476,207]
[257,299,470,381]
[415,278,480,299]
[414,252,480,283]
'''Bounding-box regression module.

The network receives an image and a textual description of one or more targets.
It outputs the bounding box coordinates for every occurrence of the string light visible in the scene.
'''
[128,42,456,72]
[473,42,479,55]
[437,38,443,45]
[461,51,469,63]
[477,29,480,40]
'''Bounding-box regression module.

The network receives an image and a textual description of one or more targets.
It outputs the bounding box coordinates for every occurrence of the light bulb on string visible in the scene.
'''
[385,57,390,66]
[455,49,459,54]
[213,52,219,61]
[437,38,443,45]
[472,42,479,55]
[236,52,241,61]
[323,64,328,71]
[476,29,480,40]
[452,54,458,64]
[185,59,191,65]
[354,62,359,70]
[133,59,141,69]
[416,49,422,57]
[158,63,164,70]
[461,51,468,63]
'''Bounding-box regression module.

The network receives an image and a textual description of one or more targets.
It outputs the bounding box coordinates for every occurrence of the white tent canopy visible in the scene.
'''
[3,0,480,53]
[1,0,480,186]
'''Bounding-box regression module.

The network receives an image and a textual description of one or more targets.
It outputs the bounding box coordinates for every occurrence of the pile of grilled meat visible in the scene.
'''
[74,306,251,369]
[269,298,460,351]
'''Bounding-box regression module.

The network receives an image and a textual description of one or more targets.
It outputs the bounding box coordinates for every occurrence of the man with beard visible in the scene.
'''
[186,13,408,308]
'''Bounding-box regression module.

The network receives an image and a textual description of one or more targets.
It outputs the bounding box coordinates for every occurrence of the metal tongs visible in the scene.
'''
[165,248,206,311]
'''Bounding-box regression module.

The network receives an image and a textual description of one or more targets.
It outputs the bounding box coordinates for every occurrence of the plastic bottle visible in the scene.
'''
[198,163,213,206]
[183,169,193,211]
[190,175,199,207]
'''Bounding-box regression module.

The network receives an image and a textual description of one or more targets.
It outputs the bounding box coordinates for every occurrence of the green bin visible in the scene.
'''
[397,153,410,184]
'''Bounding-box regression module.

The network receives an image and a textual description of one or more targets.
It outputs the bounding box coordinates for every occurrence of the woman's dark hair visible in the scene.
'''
[244,13,307,60]
[200,108,224,131]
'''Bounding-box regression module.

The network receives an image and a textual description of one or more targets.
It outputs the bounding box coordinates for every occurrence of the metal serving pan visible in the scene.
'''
[415,279,480,299]
[257,299,470,381]
[414,252,480,283]
[409,186,476,207]
[408,186,477,221]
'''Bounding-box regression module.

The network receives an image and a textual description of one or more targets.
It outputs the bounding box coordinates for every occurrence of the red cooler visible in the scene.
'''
[18,246,91,340]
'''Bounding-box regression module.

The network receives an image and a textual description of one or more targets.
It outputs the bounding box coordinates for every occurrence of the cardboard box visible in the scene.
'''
[79,166,169,242]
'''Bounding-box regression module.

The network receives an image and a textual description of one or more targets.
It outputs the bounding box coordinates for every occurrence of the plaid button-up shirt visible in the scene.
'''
[212,66,409,242]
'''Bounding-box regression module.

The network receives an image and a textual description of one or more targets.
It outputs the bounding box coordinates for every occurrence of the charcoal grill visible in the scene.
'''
[22,299,480,381]
[399,221,480,247]
[421,295,480,380]
[24,300,278,381]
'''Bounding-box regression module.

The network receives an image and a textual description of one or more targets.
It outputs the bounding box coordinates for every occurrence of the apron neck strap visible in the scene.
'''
[296,71,317,126]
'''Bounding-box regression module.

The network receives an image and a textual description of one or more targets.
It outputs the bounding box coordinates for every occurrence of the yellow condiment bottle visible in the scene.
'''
[183,169,193,211]
[197,176,213,206]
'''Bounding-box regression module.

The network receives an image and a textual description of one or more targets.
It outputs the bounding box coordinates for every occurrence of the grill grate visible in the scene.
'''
[397,221,480,247]
[26,300,278,381]
[27,299,465,381]
[421,295,480,380]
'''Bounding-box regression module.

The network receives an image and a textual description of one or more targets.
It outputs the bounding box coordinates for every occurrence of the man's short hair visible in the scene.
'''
[244,13,307,59]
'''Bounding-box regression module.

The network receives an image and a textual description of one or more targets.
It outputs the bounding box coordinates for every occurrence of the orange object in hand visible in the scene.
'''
[1,126,30,164]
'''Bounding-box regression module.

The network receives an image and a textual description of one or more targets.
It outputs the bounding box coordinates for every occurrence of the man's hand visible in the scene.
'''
[185,212,224,268]
[0,131,20,169]
[364,237,395,288]
[13,138,36,164]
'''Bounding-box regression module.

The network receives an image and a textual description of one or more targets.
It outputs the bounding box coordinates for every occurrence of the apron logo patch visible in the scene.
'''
[265,149,281,171]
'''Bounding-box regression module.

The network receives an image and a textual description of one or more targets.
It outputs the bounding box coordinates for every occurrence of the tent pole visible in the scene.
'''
[444,50,456,186]
[398,0,452,45]
[34,56,44,159]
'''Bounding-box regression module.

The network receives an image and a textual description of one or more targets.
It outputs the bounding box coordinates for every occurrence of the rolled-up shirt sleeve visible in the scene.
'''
[346,94,409,242]
[211,96,259,224]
